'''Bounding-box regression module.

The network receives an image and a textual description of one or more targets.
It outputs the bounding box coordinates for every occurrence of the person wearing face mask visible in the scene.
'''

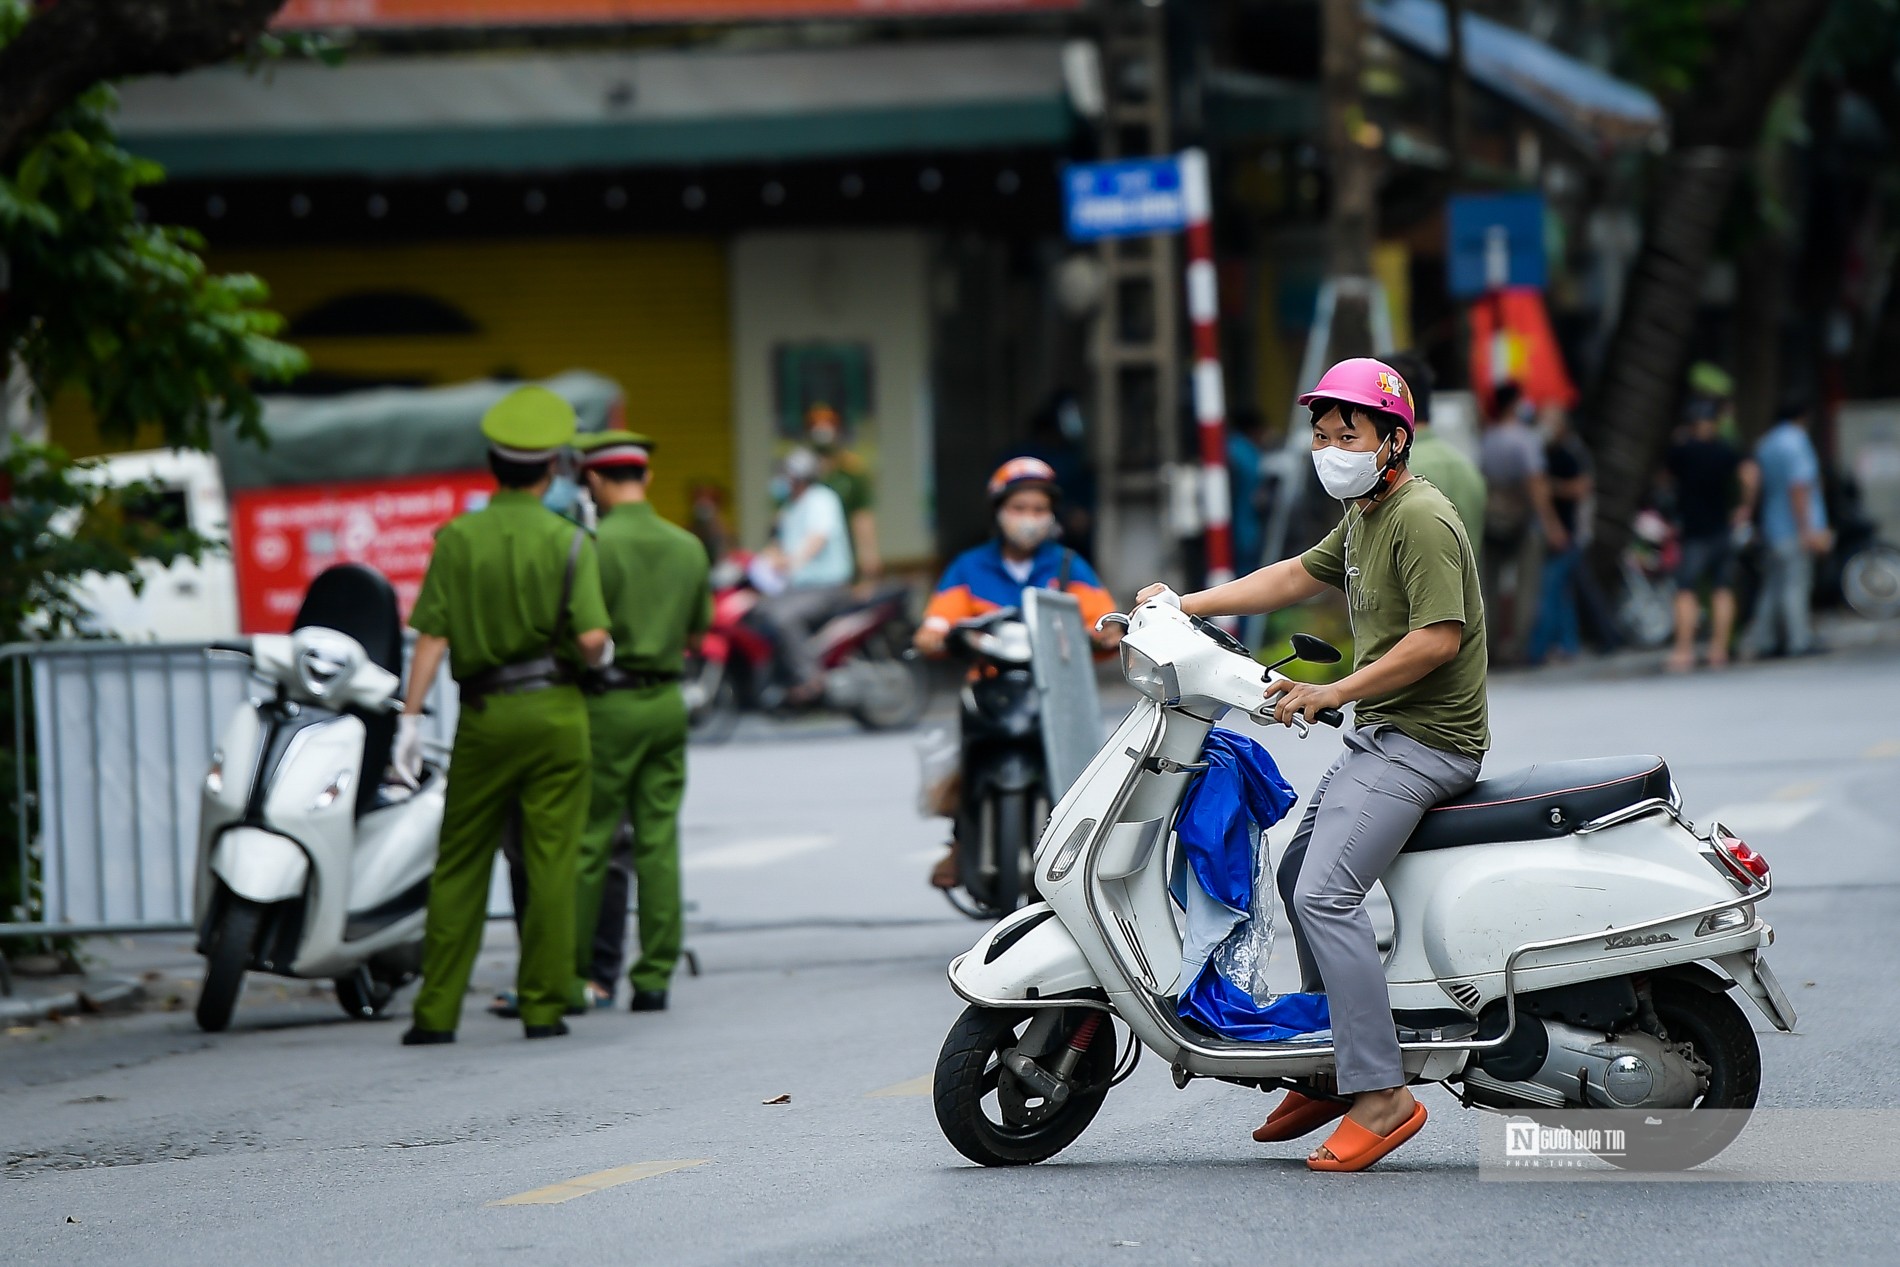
[1136,358,1488,1172]
[804,403,882,583]
[914,457,1120,888]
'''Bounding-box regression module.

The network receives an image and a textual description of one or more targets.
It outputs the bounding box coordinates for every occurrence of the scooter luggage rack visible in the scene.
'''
[990,704,1776,1068]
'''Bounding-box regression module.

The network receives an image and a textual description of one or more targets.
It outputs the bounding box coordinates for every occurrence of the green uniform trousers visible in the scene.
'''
[414,686,590,1031]
[573,684,688,997]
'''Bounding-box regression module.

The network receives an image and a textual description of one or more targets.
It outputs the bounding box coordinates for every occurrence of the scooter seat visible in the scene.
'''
[1402,755,1672,852]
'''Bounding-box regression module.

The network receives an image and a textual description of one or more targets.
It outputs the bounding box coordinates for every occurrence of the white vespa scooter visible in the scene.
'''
[193,565,445,1032]
[936,596,1795,1168]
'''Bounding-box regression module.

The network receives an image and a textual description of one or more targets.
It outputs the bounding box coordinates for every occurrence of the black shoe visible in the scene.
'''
[628,990,668,1013]
[523,1020,570,1040]
[401,1026,455,1046]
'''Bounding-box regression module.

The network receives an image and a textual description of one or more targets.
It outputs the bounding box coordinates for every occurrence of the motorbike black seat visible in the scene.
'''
[1402,755,1672,852]
[292,564,404,817]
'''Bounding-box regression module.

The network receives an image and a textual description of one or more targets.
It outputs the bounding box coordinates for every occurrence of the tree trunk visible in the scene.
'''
[0,0,289,168]
[1589,0,1833,571]
[1444,0,1470,189]
[1322,0,1375,358]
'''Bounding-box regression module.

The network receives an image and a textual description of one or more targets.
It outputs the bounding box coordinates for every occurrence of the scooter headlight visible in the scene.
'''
[1120,643,1179,703]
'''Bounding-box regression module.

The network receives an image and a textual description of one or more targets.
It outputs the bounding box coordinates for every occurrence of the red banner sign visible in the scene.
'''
[276,0,1078,28]
[231,472,496,633]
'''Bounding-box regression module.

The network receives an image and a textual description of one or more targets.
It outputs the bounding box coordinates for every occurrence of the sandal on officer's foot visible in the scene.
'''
[1307,1101,1428,1172]
[523,1020,570,1040]
[628,990,668,1013]
[401,1026,455,1046]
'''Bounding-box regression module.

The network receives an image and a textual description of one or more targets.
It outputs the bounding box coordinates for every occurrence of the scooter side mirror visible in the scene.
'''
[1290,633,1343,665]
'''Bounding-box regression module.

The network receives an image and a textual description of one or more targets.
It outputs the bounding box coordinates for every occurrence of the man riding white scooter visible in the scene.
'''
[1138,357,1487,1172]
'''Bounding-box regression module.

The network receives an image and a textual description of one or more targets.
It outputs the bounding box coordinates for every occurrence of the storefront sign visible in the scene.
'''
[275,0,1079,27]
[230,472,494,632]
[1062,156,1188,242]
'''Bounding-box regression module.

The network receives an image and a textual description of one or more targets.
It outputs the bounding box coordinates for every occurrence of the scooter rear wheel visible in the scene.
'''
[934,1006,1115,1166]
[1596,979,1761,1171]
[195,896,264,1033]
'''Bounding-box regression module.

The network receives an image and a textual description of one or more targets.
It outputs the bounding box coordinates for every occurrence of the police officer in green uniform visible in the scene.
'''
[394,386,615,1044]
[567,431,711,1012]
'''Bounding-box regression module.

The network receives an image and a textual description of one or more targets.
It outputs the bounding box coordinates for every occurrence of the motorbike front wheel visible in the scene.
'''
[684,655,742,745]
[195,896,265,1033]
[934,1006,1116,1166]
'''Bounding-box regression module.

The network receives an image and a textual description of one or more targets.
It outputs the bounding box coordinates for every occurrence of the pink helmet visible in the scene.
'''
[1297,357,1416,431]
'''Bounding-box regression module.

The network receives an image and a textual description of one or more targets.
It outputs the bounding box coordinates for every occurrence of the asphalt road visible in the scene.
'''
[5,648,1900,1266]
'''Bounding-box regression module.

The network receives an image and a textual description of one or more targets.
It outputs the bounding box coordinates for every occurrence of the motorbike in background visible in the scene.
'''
[193,565,444,1032]
[1617,507,1680,649]
[937,608,1052,920]
[684,552,929,742]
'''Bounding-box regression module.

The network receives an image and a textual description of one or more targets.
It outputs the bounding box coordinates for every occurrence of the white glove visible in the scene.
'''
[589,635,616,669]
[392,714,424,788]
[1146,585,1182,609]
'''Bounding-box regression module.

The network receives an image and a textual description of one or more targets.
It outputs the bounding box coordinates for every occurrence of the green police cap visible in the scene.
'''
[481,385,577,462]
[573,430,655,472]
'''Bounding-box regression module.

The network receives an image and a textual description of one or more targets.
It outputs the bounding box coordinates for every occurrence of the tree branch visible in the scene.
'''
[0,0,289,168]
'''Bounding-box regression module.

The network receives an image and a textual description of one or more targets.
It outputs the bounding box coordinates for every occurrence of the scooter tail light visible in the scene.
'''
[1716,833,1770,883]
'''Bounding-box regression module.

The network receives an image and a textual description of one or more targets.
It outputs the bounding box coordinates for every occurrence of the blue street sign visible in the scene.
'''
[1446,193,1547,298]
[1063,156,1189,242]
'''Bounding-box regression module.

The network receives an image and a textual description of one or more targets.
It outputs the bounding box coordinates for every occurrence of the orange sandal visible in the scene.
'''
[1251,1090,1349,1143]
[1306,1101,1428,1172]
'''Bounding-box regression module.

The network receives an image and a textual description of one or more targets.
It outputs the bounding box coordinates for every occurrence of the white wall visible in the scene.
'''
[729,230,933,563]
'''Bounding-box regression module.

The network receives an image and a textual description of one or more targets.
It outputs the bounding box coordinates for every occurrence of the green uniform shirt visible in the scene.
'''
[822,459,874,518]
[1407,432,1487,545]
[594,501,712,675]
[1301,478,1490,759]
[410,490,611,680]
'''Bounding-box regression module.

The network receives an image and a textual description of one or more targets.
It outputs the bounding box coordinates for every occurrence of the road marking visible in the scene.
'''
[489,1159,708,1206]
[684,835,835,873]
[866,1074,933,1098]
[1774,780,1823,801]
[1867,740,1900,759]
[1705,800,1822,834]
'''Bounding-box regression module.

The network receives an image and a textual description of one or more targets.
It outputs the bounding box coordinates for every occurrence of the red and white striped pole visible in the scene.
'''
[1180,147,1235,593]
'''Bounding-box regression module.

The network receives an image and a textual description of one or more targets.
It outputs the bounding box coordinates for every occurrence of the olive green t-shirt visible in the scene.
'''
[410,490,611,681]
[1300,478,1490,759]
[595,501,712,676]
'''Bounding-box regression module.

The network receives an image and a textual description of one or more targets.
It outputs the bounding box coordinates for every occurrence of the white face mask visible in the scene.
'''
[1000,513,1056,550]
[1312,439,1388,501]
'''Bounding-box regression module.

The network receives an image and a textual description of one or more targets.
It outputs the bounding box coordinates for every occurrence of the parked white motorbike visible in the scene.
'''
[193,566,444,1032]
[935,596,1794,1168]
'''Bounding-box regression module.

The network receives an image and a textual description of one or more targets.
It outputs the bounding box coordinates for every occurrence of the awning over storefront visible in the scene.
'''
[1370,0,1664,151]
[116,39,1075,179]
[274,0,1079,25]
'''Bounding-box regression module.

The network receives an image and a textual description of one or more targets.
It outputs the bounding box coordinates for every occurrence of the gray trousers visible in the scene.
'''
[752,584,849,687]
[1743,540,1815,657]
[1275,725,1481,1094]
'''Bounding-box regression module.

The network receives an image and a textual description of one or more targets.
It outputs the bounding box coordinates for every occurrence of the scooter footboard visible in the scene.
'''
[948,903,1104,1009]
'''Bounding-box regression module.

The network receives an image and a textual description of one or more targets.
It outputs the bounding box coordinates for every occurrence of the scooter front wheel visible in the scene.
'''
[934,1005,1115,1166]
[196,896,264,1033]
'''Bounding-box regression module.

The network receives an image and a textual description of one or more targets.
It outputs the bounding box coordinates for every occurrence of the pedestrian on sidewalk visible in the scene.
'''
[1383,351,1486,545]
[1527,405,1592,665]
[1478,384,1565,664]
[1743,401,1832,659]
[1665,391,1757,671]
[395,386,614,1045]
[569,430,711,1014]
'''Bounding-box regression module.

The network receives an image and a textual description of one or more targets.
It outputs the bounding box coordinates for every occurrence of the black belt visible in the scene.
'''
[459,655,577,710]
[585,665,682,694]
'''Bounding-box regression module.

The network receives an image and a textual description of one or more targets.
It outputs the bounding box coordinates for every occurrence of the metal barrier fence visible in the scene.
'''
[1,639,462,940]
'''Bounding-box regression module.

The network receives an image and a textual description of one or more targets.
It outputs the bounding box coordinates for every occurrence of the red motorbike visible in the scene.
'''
[684,553,930,743]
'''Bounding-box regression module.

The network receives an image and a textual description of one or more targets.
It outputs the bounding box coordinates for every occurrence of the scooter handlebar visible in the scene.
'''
[1314,707,1345,729]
